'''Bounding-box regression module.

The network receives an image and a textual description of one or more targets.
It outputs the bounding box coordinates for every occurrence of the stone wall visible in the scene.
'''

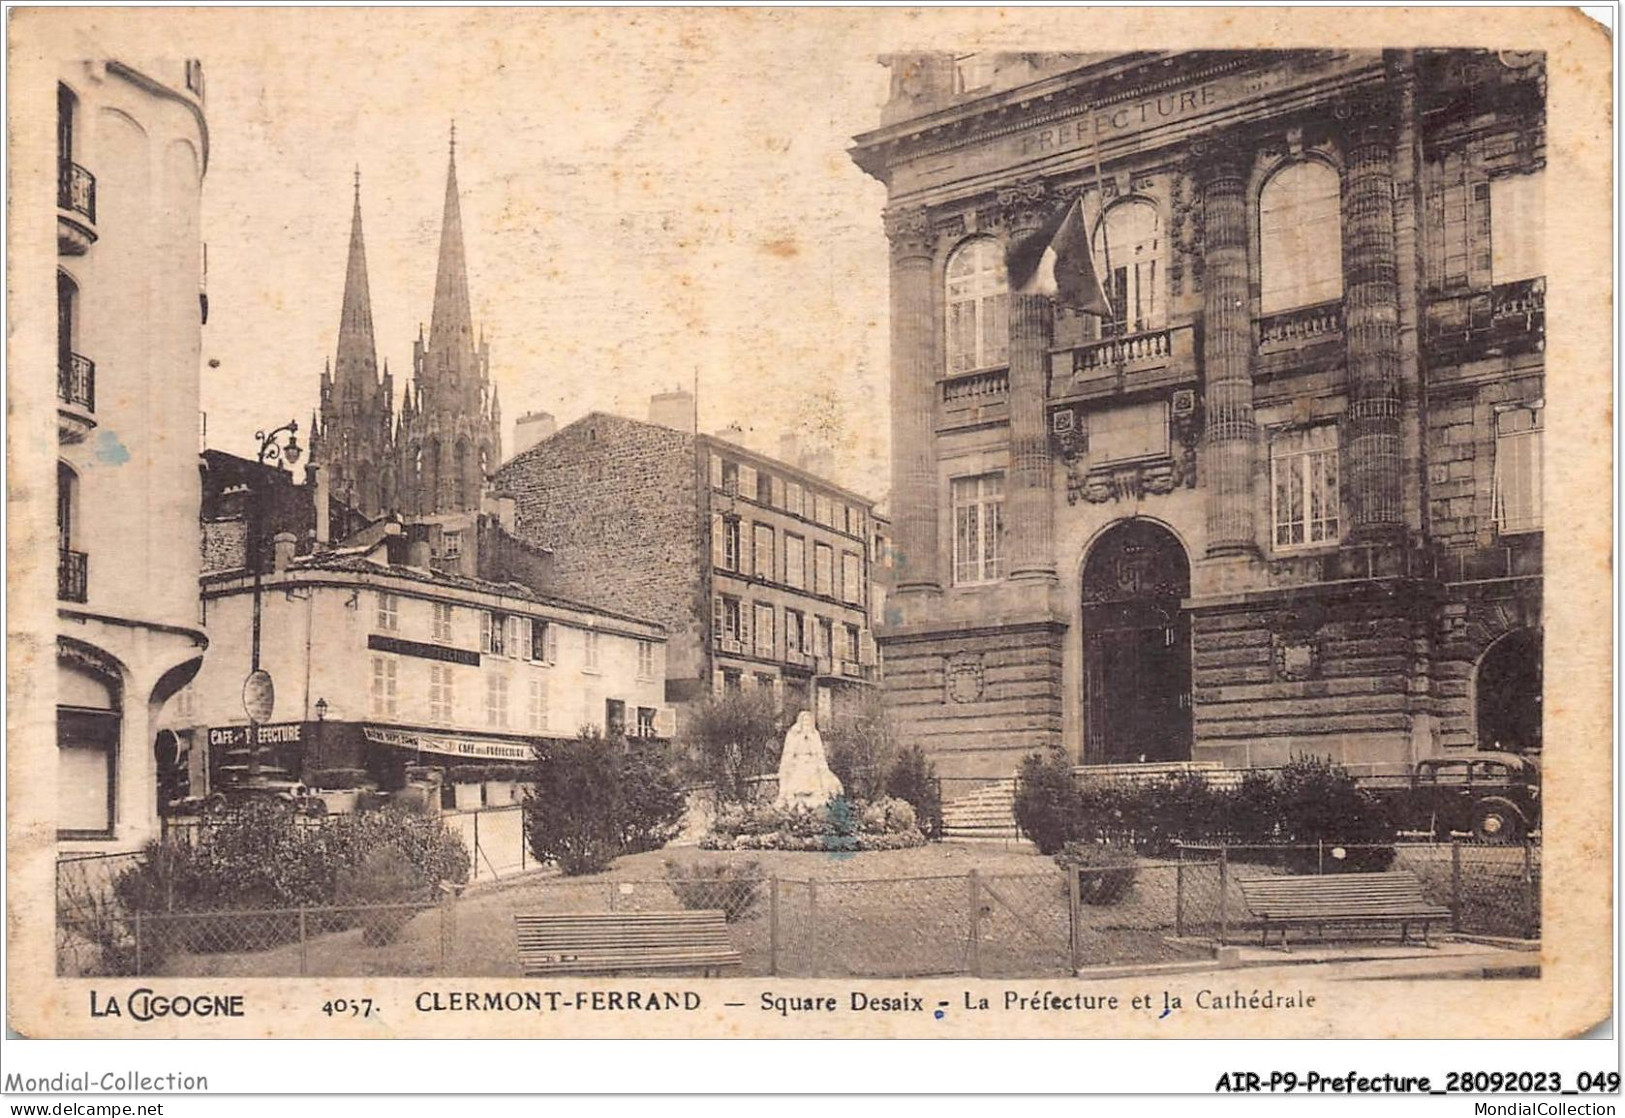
[494,414,707,685]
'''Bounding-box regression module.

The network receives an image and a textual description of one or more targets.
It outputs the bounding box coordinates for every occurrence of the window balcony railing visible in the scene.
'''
[940,367,1009,406]
[1425,276,1544,359]
[58,352,94,412]
[1255,300,1344,351]
[1048,322,1196,402]
[57,160,96,224]
[58,548,88,602]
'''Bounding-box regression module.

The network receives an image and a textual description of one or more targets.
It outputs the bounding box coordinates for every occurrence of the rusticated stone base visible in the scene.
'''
[878,619,1065,782]
[1188,580,1436,771]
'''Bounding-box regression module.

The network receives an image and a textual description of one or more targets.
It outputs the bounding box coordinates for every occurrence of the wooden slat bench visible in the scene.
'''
[1238,872,1451,950]
[515,911,742,976]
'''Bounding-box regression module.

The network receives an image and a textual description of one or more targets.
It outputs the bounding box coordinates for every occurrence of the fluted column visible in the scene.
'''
[1343,113,1404,537]
[1199,149,1257,556]
[885,205,940,596]
[1003,184,1058,582]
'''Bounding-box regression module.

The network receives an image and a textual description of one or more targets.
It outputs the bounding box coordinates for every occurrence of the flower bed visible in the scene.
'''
[698,796,926,852]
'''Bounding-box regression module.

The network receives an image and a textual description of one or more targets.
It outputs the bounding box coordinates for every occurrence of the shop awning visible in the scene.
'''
[361,725,535,763]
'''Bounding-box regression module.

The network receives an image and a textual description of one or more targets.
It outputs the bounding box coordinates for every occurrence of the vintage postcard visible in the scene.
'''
[5,6,1613,1048]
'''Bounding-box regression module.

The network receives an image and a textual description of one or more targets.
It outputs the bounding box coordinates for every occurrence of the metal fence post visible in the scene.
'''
[1523,841,1538,939]
[1217,844,1229,946]
[807,880,819,975]
[1067,866,1083,973]
[473,811,481,881]
[967,869,982,978]
[769,876,780,976]
[1175,848,1185,938]
[299,907,309,976]
[1317,839,1324,875]
[1450,839,1463,933]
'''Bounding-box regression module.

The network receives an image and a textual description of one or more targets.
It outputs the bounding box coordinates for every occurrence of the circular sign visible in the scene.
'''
[242,669,276,723]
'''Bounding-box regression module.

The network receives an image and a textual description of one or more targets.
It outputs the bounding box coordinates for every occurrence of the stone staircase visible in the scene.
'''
[940,778,1023,842]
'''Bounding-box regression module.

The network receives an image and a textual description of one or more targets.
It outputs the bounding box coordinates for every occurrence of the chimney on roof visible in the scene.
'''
[272,531,297,573]
[649,387,696,433]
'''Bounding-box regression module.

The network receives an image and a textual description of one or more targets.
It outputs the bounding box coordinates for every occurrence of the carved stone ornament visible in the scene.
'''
[995,177,1052,234]
[882,205,932,258]
[1272,635,1321,682]
[1051,399,1193,504]
[944,651,985,704]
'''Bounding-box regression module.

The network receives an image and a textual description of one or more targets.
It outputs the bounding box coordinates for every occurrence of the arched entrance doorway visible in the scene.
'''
[1476,628,1542,752]
[1081,520,1191,765]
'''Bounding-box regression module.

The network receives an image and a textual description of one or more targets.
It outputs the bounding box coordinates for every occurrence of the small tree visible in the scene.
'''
[885,744,943,840]
[523,731,624,875]
[1273,755,1397,872]
[823,689,895,802]
[1012,749,1078,855]
[523,731,688,875]
[681,689,782,804]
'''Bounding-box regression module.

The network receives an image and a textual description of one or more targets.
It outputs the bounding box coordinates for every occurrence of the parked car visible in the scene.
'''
[202,779,328,817]
[1360,752,1539,842]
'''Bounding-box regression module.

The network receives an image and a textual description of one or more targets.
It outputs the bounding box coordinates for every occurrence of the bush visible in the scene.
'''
[822,690,895,802]
[1012,750,1078,855]
[663,859,763,922]
[679,689,782,804]
[522,730,687,875]
[885,745,943,841]
[447,765,488,785]
[334,847,424,945]
[1271,756,1396,872]
[310,768,371,791]
[1054,843,1139,905]
[702,794,927,852]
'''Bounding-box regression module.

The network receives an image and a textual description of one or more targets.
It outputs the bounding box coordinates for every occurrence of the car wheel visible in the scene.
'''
[1474,804,1522,844]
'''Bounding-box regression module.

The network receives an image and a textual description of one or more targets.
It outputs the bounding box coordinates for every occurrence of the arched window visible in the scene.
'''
[57,462,77,552]
[945,236,1008,375]
[1259,161,1343,314]
[1095,200,1164,334]
[57,271,78,368]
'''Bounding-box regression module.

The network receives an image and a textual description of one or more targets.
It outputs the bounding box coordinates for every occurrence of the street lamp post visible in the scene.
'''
[244,420,301,783]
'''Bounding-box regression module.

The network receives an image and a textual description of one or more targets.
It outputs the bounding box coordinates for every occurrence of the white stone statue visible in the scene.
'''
[775,710,844,808]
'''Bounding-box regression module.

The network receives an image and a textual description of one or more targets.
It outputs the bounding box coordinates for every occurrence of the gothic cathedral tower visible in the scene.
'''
[313,129,502,522]
[397,126,502,516]
[312,171,396,517]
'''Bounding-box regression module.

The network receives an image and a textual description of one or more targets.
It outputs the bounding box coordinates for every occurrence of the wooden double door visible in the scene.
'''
[1081,520,1191,765]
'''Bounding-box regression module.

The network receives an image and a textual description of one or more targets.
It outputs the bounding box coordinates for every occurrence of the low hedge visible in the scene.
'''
[702,796,926,852]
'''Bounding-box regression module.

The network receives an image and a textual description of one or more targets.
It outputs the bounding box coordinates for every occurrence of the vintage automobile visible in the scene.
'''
[1360,752,1540,843]
[200,779,328,817]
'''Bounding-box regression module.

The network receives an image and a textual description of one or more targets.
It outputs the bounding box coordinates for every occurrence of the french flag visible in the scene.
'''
[1006,193,1112,317]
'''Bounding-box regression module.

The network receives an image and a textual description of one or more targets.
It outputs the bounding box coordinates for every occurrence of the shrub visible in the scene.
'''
[1054,843,1139,905]
[822,690,895,802]
[663,859,763,922]
[679,689,783,804]
[310,768,371,791]
[885,745,943,840]
[1271,756,1396,872]
[522,730,687,875]
[334,847,424,945]
[447,765,488,785]
[1223,770,1283,845]
[1012,750,1078,855]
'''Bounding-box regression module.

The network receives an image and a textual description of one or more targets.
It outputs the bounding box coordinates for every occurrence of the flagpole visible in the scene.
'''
[1091,105,1116,338]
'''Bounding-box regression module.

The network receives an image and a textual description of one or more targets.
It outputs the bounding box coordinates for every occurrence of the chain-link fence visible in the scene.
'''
[1171,841,1540,944]
[58,839,1539,978]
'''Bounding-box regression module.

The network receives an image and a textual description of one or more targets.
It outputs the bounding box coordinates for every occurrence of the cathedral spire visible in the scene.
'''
[335,167,378,389]
[427,123,474,367]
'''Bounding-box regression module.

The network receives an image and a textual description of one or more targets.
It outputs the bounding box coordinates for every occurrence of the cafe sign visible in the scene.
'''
[362,725,533,762]
[207,722,304,749]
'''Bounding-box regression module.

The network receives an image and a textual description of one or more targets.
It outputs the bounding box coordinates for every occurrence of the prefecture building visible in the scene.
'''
[850,50,1543,779]
[494,406,881,727]
[54,53,211,848]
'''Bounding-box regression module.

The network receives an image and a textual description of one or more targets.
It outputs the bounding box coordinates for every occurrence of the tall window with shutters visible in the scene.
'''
[784,534,806,588]
[371,656,398,718]
[753,523,775,582]
[712,515,742,573]
[486,673,510,728]
[753,603,775,659]
[1259,161,1343,314]
[529,676,549,732]
[952,473,1004,585]
[813,543,834,597]
[531,620,558,664]
[636,640,656,680]
[714,595,744,646]
[1427,150,1492,290]
[431,603,454,645]
[428,664,454,725]
[945,236,1009,374]
[376,592,399,632]
[841,551,863,604]
[1493,405,1542,534]
[583,630,601,672]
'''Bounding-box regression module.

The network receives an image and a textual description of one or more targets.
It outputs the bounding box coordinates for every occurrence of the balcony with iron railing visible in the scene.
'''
[58,548,88,603]
[1252,299,1345,381]
[57,351,96,443]
[57,159,97,254]
[938,366,1009,430]
[1425,276,1545,362]
[1047,322,1197,404]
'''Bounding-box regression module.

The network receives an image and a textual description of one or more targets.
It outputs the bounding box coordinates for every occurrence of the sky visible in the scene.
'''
[192,9,895,498]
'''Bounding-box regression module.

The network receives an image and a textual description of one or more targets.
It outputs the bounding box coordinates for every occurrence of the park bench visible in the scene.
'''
[514,910,742,976]
[1237,871,1451,950]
